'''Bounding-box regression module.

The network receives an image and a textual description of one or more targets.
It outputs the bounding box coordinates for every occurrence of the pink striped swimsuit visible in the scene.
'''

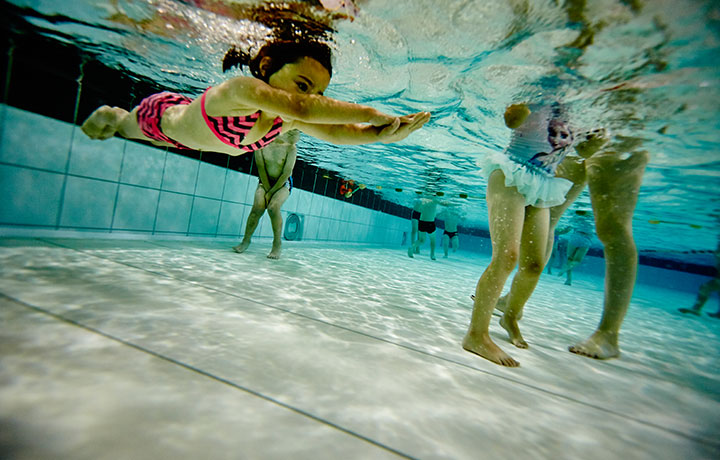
[200,90,284,153]
[136,90,283,153]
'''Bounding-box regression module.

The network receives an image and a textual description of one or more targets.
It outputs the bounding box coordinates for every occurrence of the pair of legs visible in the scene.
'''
[408,229,436,260]
[442,233,459,257]
[557,238,590,285]
[463,170,550,367]
[233,183,290,259]
[678,277,720,317]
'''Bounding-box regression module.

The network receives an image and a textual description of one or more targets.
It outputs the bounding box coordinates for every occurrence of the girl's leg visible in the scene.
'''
[463,170,526,367]
[266,187,290,259]
[499,205,549,348]
[233,185,268,253]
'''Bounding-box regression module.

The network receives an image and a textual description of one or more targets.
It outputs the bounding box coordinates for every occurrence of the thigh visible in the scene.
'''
[587,151,649,228]
[251,183,268,212]
[267,186,290,211]
[519,205,550,265]
[486,170,527,254]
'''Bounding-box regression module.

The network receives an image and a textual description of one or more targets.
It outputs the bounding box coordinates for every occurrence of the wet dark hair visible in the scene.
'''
[223,40,333,82]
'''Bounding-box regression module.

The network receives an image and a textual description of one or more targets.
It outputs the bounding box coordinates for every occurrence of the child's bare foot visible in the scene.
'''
[407,246,414,258]
[232,240,251,254]
[81,106,125,140]
[678,307,701,316]
[462,332,519,367]
[568,330,620,359]
[499,315,528,348]
[709,311,720,318]
[494,295,523,320]
[267,242,282,259]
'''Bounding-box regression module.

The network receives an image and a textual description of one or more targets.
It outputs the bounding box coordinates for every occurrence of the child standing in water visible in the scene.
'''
[463,103,574,367]
[82,40,430,154]
[232,130,299,260]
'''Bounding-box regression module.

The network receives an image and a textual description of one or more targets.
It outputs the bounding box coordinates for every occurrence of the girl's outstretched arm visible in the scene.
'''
[293,111,430,145]
[219,76,396,125]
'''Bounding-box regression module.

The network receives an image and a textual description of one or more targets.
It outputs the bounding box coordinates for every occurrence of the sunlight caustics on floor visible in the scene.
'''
[1,238,719,459]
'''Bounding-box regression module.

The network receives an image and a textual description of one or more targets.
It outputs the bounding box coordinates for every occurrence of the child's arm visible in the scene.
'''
[255,151,272,194]
[292,111,430,145]
[221,77,396,125]
[266,146,297,197]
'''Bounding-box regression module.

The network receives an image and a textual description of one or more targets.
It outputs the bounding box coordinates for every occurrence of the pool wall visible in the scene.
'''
[0,104,412,245]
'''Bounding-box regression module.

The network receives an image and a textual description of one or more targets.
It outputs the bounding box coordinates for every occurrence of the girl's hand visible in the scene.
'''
[377,112,431,144]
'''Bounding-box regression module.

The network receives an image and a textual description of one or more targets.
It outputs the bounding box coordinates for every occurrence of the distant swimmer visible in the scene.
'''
[407,197,445,261]
[679,241,720,318]
[438,207,464,258]
[555,210,594,286]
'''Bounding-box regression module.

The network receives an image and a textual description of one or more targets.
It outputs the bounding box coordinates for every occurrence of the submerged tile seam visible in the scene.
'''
[35,239,720,449]
[0,291,416,460]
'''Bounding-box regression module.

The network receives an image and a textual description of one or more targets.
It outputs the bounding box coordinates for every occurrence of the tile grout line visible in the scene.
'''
[0,291,415,460]
[29,238,720,449]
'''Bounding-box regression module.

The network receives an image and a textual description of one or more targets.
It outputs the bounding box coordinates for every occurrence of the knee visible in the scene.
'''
[492,249,519,273]
[520,258,544,276]
[595,219,631,246]
[250,205,265,217]
[267,205,282,217]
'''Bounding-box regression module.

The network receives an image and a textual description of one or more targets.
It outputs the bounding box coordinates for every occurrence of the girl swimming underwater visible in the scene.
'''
[81,40,430,154]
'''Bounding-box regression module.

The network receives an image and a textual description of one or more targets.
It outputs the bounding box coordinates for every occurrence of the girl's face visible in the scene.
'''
[547,119,572,150]
[266,56,331,96]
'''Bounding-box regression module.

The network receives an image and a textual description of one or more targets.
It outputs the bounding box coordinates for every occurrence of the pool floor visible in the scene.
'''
[0,238,718,459]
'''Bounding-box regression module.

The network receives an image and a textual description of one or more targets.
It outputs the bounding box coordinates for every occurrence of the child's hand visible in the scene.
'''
[377,112,430,143]
[504,103,531,129]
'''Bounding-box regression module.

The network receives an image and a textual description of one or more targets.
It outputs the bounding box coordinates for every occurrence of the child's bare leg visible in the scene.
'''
[499,205,549,348]
[463,170,525,367]
[569,150,648,359]
[266,187,290,259]
[81,106,152,141]
[234,186,267,254]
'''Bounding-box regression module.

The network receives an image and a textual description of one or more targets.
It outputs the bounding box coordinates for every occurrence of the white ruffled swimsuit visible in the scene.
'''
[478,106,573,208]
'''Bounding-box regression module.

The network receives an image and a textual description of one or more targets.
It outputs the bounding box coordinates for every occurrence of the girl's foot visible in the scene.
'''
[499,315,528,348]
[81,106,125,140]
[462,332,519,367]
